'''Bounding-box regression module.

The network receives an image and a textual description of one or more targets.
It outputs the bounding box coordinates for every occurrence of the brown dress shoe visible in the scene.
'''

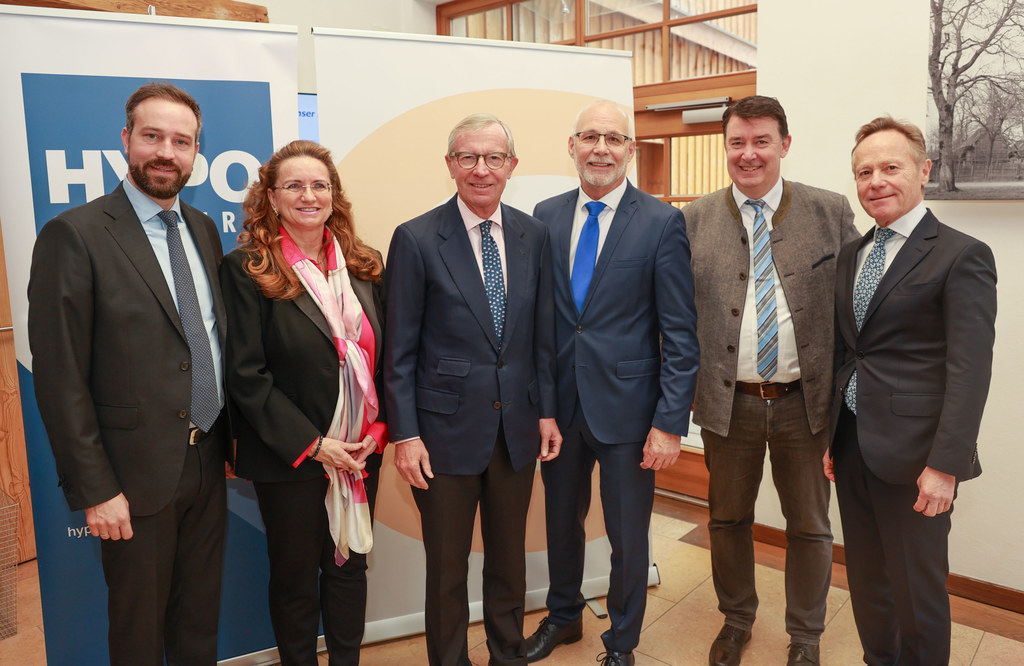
[787,643,820,664]
[709,624,751,666]
[524,616,583,662]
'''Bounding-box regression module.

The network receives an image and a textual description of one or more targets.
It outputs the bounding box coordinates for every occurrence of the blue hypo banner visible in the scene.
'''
[20,73,279,663]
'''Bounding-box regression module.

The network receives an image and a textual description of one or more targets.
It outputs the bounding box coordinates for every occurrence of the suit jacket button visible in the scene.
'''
[727,345,736,353]
[178,410,188,419]
[739,272,746,280]
[740,236,748,245]
[180,361,190,371]
[723,379,733,387]
[492,401,502,410]
[731,308,740,316]
[575,325,583,333]
[497,360,505,369]
[856,351,864,359]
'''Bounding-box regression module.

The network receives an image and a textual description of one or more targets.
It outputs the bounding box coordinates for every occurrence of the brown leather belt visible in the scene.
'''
[735,379,801,400]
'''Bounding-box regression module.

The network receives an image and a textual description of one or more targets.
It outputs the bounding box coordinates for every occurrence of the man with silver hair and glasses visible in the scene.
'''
[385,113,562,665]
[524,99,699,666]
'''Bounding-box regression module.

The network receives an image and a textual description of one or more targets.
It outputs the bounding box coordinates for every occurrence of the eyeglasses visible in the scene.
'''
[271,182,331,195]
[448,152,512,170]
[573,132,632,148]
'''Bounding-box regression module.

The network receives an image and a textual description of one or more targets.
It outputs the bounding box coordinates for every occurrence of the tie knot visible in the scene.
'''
[584,201,606,217]
[158,209,179,228]
[875,227,896,244]
[480,220,493,235]
[745,199,766,213]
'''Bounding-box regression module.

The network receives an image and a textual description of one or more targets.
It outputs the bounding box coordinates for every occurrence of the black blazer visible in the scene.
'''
[28,184,227,515]
[220,248,386,483]
[830,211,997,484]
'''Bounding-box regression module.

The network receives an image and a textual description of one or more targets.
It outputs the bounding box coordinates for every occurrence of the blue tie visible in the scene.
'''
[158,209,220,432]
[480,220,506,346]
[747,199,778,381]
[571,201,605,312]
[844,227,896,414]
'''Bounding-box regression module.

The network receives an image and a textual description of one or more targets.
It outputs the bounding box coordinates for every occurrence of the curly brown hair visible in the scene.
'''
[238,140,382,299]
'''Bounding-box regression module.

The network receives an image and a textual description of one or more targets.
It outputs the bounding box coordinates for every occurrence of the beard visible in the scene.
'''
[577,158,627,191]
[128,157,191,200]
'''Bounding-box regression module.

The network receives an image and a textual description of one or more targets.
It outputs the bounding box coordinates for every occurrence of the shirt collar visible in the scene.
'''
[876,201,927,240]
[731,177,784,213]
[578,178,629,213]
[122,177,184,226]
[457,195,502,232]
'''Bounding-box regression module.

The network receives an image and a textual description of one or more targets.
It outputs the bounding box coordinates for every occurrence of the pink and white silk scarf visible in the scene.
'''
[281,229,378,565]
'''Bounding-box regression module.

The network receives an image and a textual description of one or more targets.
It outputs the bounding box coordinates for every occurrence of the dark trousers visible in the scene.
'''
[540,404,655,653]
[834,405,953,666]
[413,429,534,666]
[701,389,833,644]
[100,420,228,666]
[254,453,381,666]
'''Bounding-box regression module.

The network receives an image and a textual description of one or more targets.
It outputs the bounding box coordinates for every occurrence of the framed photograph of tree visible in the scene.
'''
[927,0,1024,200]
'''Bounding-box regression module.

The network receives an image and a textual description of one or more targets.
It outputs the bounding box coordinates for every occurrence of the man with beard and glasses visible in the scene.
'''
[28,82,229,665]
[524,99,699,666]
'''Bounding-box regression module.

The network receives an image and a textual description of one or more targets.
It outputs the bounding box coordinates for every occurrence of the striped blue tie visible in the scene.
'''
[748,199,778,381]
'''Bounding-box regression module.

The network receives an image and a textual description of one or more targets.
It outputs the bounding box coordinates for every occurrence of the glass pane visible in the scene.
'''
[587,0,663,35]
[670,134,729,197]
[669,0,755,17]
[513,0,576,43]
[449,8,506,39]
[668,13,756,80]
[636,138,667,197]
[589,28,664,85]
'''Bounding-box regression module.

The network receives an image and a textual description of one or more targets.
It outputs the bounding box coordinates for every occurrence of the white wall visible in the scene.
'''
[260,0,438,92]
[756,0,1024,592]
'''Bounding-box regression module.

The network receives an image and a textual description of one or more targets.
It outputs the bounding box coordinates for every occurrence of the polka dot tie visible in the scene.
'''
[158,209,220,432]
[844,227,896,414]
[571,200,605,313]
[747,199,778,381]
[480,220,506,346]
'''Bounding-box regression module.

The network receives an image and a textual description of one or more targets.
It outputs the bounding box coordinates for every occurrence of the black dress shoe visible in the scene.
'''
[524,616,583,662]
[787,643,820,665]
[597,650,635,666]
[709,624,751,666]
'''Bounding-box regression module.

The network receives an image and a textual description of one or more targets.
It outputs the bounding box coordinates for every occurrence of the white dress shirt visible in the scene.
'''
[568,179,629,274]
[732,179,800,383]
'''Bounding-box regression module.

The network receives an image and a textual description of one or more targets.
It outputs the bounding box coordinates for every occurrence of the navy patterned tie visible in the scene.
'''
[159,209,220,432]
[747,199,778,380]
[571,200,605,312]
[844,227,896,414]
[480,220,506,346]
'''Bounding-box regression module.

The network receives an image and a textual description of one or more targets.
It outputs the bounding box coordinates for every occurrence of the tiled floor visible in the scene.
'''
[4,497,1023,665]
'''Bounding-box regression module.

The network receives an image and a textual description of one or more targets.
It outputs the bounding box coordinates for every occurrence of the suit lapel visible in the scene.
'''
[499,205,527,349]
[294,292,332,341]
[862,213,937,329]
[838,231,869,342]
[103,185,185,340]
[551,191,577,281]
[437,198,501,351]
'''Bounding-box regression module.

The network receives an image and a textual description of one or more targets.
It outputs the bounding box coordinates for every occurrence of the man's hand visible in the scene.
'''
[394,437,433,490]
[538,418,562,462]
[86,493,133,541]
[914,466,956,517]
[823,451,835,482]
[641,426,681,471]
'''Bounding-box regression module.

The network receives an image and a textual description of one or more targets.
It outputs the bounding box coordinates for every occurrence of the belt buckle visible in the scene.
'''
[188,427,201,446]
[759,382,770,400]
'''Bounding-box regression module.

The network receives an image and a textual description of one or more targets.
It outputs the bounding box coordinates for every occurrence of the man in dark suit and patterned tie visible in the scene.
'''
[524,99,699,666]
[384,113,561,666]
[826,116,996,666]
[28,83,228,665]
[684,95,859,666]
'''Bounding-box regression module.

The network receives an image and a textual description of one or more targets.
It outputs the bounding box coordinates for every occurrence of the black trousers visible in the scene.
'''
[100,418,228,666]
[254,452,382,666]
[413,429,535,666]
[834,405,954,666]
